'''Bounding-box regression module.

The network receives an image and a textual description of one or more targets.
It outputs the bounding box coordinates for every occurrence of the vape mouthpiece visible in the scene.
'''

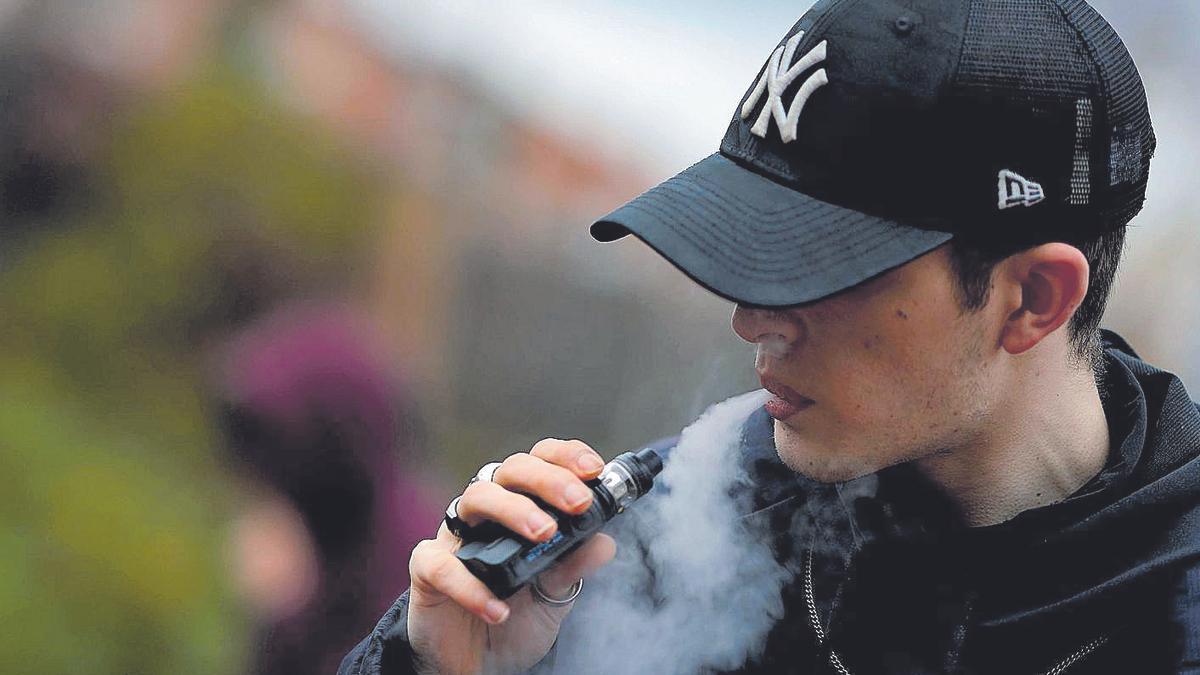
[634,447,664,480]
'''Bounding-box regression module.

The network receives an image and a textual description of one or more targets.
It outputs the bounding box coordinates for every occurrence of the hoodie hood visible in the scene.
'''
[958,331,1200,661]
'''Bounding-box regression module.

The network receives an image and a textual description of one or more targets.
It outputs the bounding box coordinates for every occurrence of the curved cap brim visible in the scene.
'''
[591,153,953,307]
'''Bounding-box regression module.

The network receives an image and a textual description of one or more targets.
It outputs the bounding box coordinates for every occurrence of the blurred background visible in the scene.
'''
[0,1,1195,673]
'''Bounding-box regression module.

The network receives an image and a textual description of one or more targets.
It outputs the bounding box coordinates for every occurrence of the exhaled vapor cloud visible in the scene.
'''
[545,389,793,675]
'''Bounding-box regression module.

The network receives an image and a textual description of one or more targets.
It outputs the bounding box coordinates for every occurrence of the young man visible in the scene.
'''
[341,0,1200,672]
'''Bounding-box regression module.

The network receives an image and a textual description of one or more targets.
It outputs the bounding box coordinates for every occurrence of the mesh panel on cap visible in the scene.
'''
[1071,98,1093,206]
[954,0,1153,230]
[957,0,1097,99]
[1056,0,1155,227]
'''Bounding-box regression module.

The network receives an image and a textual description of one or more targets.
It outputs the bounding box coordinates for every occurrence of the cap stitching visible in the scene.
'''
[618,199,839,269]
[620,198,870,275]
[639,182,878,253]
[621,196,916,280]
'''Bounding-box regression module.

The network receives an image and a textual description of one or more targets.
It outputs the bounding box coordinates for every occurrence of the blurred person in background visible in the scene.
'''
[217,303,442,675]
[0,3,396,674]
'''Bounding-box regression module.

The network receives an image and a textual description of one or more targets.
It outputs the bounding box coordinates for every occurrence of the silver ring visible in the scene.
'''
[471,462,504,485]
[445,462,504,538]
[530,577,583,606]
[444,495,468,538]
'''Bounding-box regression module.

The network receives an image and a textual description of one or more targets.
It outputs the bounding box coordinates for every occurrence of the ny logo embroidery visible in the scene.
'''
[741,31,829,143]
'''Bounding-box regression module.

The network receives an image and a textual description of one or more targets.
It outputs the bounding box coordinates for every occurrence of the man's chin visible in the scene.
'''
[773,421,880,483]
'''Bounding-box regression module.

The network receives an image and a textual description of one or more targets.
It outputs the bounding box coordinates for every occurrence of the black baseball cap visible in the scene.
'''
[591,0,1155,307]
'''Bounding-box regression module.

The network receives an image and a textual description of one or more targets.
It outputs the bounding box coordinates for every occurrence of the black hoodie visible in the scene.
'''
[339,332,1200,674]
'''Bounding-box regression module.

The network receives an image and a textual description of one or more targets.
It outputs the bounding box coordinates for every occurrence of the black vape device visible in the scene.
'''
[455,448,663,599]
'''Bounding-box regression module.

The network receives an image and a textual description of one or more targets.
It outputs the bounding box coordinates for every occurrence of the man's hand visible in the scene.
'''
[407,439,618,675]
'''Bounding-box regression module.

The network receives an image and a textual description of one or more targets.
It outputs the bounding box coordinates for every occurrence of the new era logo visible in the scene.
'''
[998,170,1045,209]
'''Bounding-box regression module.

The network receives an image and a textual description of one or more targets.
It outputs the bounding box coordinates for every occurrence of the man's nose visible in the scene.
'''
[731,305,803,349]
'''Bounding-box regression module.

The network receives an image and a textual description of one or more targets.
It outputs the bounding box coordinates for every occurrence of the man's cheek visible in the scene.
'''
[823,395,882,440]
[838,371,896,418]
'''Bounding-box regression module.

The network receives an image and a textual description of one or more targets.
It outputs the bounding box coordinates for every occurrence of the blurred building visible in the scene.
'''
[241,0,758,470]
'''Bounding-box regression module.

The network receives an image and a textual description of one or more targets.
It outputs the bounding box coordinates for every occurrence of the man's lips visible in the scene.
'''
[760,377,815,420]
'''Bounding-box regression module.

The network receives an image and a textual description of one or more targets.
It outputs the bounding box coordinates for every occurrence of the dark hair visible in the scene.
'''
[946,227,1126,367]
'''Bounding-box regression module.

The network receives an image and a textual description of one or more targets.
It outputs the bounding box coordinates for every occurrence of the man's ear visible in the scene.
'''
[998,243,1090,355]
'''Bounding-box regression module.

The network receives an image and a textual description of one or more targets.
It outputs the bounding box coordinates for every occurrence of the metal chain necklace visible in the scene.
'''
[801,549,1108,675]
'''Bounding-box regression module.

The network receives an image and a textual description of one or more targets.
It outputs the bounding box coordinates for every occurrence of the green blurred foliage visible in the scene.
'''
[0,62,384,675]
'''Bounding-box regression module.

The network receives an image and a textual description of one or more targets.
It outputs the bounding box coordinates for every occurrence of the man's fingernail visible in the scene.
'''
[485,600,510,624]
[578,454,604,473]
[564,483,591,508]
[528,513,555,538]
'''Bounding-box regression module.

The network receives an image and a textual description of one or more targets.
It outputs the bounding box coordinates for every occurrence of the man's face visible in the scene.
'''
[732,245,999,482]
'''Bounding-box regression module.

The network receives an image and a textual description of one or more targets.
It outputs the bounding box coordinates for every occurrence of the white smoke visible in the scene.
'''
[544,389,794,675]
